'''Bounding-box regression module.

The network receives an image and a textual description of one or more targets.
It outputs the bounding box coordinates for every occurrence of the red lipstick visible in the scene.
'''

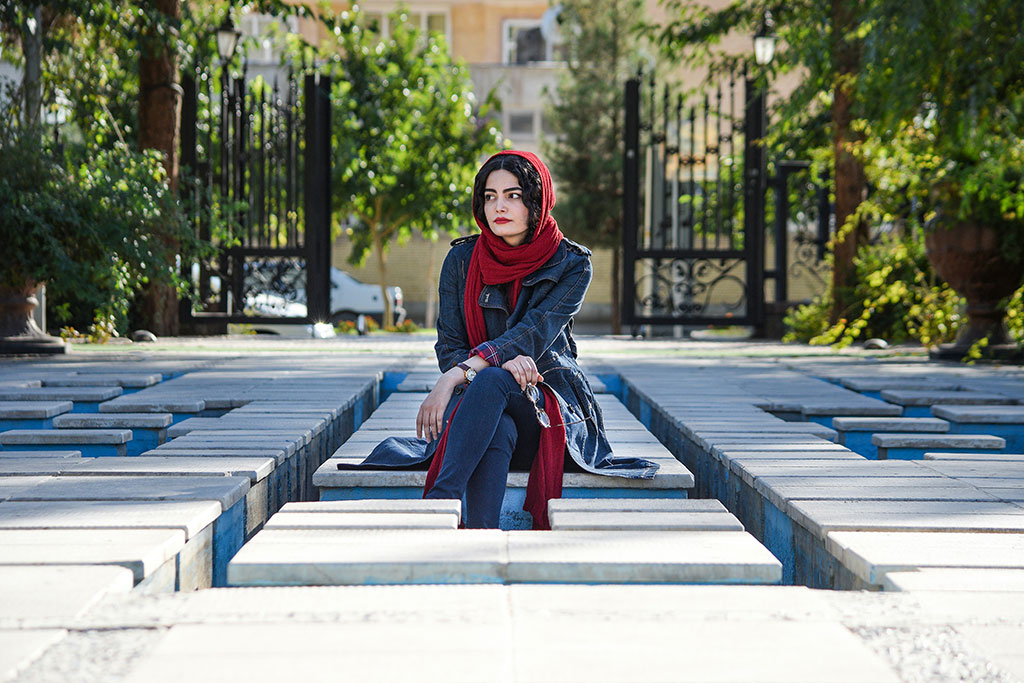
[493,217,511,224]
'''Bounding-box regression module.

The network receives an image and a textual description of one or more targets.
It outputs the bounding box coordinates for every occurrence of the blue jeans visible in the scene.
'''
[424,367,542,528]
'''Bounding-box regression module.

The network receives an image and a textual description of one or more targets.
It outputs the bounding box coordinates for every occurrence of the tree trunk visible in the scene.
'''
[424,242,438,328]
[611,244,622,335]
[372,224,392,329]
[137,0,182,336]
[21,5,43,127]
[829,0,869,325]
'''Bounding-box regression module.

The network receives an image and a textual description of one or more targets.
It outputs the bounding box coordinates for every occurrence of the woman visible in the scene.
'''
[350,150,658,529]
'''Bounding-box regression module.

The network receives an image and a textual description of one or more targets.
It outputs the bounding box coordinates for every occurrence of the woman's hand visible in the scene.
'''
[417,369,462,442]
[502,355,542,390]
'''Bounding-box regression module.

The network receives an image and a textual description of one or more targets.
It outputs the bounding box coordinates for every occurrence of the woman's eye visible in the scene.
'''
[508,192,521,200]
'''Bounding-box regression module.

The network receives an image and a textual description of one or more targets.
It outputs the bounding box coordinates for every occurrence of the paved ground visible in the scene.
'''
[2,335,1022,682]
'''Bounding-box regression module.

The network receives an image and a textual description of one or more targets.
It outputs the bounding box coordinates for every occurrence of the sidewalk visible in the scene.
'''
[1,336,1021,682]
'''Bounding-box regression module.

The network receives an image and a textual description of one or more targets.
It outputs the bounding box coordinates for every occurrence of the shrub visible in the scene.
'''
[0,126,197,335]
[784,231,965,348]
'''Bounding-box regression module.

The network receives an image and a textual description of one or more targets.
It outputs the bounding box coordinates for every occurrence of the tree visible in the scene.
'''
[136,0,183,336]
[543,0,646,335]
[655,0,871,324]
[325,9,501,327]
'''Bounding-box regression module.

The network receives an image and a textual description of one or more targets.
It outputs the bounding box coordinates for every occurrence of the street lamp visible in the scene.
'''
[753,12,776,66]
[216,16,241,63]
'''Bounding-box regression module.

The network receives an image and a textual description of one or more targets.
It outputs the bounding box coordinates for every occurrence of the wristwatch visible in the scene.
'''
[457,362,477,383]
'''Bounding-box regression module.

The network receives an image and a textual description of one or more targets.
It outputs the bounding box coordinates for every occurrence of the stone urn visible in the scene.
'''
[924,221,1022,359]
[0,282,66,355]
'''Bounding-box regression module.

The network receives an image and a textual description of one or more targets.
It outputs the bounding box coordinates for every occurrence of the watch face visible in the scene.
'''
[465,368,477,382]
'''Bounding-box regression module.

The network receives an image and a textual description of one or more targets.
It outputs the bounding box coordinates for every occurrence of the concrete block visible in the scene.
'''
[65,455,276,485]
[0,528,186,584]
[547,498,727,514]
[279,499,462,518]
[0,629,67,681]
[0,458,87,476]
[53,413,172,429]
[0,401,74,419]
[0,428,131,444]
[0,565,133,622]
[882,568,1024,592]
[931,405,1024,423]
[880,389,1016,407]
[827,530,1024,587]
[924,452,1024,461]
[917,461,1024,479]
[0,387,122,402]
[43,373,161,388]
[791,499,1024,540]
[0,429,131,457]
[0,477,52,501]
[505,530,782,584]
[0,450,81,459]
[99,399,204,414]
[146,447,290,466]
[264,512,458,530]
[9,475,250,512]
[0,499,219,539]
[872,433,1005,449]
[548,511,744,531]
[227,529,507,586]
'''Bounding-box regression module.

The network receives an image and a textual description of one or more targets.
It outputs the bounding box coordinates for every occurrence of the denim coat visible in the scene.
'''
[354,235,658,480]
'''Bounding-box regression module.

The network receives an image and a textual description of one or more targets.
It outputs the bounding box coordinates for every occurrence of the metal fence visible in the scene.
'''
[622,70,832,333]
[179,64,332,326]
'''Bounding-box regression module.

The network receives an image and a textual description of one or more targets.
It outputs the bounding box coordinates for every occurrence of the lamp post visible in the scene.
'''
[744,12,775,330]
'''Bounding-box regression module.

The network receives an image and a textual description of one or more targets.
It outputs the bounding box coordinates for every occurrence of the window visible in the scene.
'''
[503,19,557,64]
[240,13,299,64]
[507,111,536,137]
[360,8,450,47]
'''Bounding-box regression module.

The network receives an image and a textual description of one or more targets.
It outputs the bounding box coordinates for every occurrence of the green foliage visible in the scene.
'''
[784,231,965,348]
[0,126,197,333]
[543,0,646,251]
[324,8,501,262]
[311,7,501,326]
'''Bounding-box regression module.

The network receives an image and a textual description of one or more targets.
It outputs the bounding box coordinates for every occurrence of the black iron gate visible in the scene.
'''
[179,65,332,327]
[621,71,831,333]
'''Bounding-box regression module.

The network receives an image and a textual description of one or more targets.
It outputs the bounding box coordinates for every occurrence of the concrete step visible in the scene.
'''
[0,500,218,591]
[826,530,1024,588]
[41,373,162,389]
[0,401,74,432]
[548,511,744,531]
[872,433,1005,460]
[0,387,122,413]
[0,429,132,457]
[53,413,172,455]
[879,389,1017,418]
[226,528,782,586]
[0,528,186,589]
[832,417,950,459]
[6,475,252,587]
[931,405,1024,451]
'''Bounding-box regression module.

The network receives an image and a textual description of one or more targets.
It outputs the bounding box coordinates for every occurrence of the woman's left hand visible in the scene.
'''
[502,355,542,390]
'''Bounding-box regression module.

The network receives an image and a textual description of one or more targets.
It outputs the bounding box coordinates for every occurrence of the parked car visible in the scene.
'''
[329,268,406,325]
[237,292,336,338]
[242,260,405,326]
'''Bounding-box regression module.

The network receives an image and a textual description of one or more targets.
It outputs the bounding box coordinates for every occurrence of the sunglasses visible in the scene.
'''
[523,383,591,429]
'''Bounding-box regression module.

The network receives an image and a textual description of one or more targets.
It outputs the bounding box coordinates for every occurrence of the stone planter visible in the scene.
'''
[0,283,66,355]
[924,221,1022,360]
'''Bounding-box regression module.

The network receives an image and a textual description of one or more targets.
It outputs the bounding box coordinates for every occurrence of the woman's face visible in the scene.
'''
[483,169,530,246]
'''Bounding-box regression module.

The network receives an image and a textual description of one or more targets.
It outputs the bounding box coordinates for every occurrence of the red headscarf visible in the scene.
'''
[424,150,566,530]
[464,150,564,341]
